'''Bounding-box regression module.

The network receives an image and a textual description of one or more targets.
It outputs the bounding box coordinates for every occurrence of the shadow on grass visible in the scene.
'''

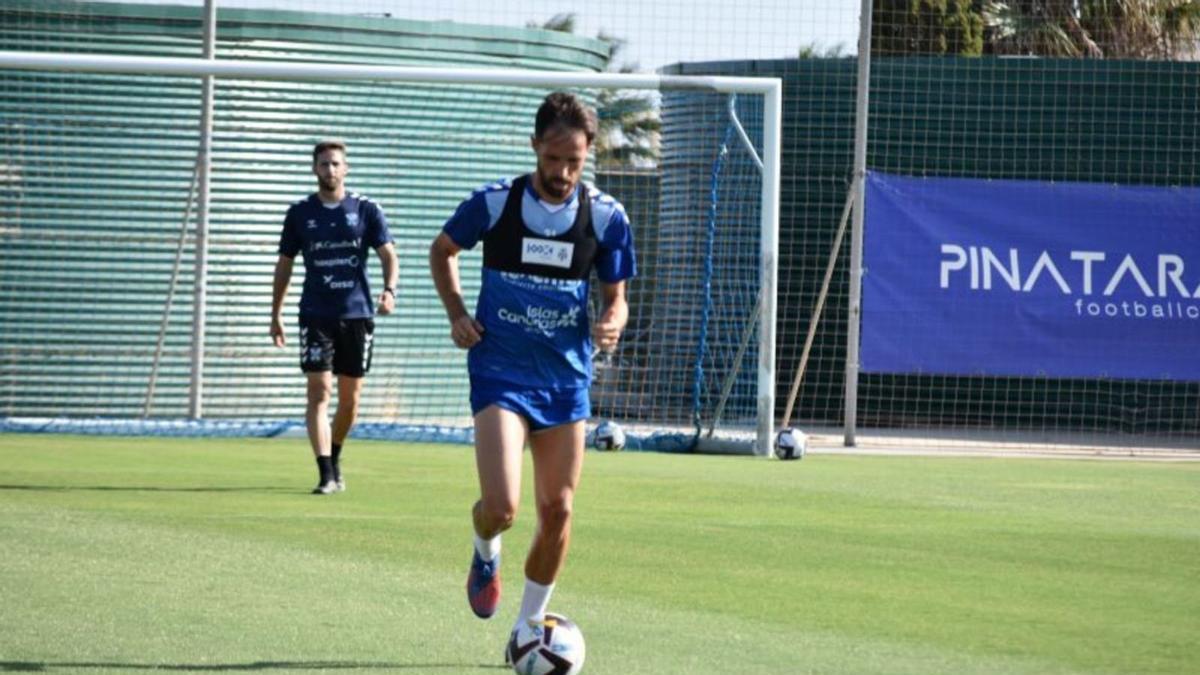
[0,661,510,672]
[0,485,296,494]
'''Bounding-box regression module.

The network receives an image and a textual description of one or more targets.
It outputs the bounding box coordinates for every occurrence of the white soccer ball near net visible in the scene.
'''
[592,420,626,451]
[773,427,807,460]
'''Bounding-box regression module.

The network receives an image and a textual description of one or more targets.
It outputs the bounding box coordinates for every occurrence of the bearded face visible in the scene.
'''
[531,126,589,203]
[313,149,348,196]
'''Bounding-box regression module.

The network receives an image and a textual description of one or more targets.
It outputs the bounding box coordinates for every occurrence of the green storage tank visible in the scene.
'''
[0,0,609,428]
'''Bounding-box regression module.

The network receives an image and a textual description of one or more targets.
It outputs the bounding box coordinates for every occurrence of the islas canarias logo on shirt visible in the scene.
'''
[497,304,581,334]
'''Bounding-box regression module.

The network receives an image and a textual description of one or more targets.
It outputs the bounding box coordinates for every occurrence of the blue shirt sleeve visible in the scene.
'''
[278,204,302,258]
[442,190,491,250]
[595,204,636,283]
[365,200,394,249]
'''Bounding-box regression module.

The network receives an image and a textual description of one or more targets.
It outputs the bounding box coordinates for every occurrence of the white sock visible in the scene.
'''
[473,533,500,562]
[514,578,555,631]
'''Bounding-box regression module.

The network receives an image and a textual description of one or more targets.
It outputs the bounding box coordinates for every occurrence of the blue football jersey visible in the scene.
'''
[443,178,637,389]
[278,192,393,319]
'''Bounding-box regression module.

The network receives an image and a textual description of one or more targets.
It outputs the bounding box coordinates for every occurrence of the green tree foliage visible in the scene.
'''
[872,0,987,55]
[798,42,851,58]
[526,12,576,33]
[984,0,1200,58]
[871,0,1200,58]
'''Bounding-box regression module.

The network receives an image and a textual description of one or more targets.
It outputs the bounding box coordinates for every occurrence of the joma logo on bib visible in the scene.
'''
[522,238,574,269]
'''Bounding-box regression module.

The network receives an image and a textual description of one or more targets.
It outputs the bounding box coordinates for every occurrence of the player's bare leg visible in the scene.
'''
[504,419,584,663]
[525,419,585,585]
[467,405,527,618]
[330,374,364,491]
[504,417,583,658]
[305,371,336,494]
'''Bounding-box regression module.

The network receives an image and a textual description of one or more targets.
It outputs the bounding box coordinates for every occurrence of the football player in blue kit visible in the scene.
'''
[428,92,636,657]
[271,140,398,495]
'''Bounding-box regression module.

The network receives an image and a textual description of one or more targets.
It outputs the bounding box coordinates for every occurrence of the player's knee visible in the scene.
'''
[536,496,573,532]
[306,383,332,406]
[339,381,363,403]
[479,499,518,531]
[336,396,360,417]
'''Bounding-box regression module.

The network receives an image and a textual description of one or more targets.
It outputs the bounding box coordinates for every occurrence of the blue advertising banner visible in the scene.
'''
[861,172,1200,381]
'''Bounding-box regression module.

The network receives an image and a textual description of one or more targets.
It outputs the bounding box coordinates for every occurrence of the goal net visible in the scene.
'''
[0,10,780,454]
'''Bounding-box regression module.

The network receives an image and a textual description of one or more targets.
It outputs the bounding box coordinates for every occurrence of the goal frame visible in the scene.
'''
[0,50,783,456]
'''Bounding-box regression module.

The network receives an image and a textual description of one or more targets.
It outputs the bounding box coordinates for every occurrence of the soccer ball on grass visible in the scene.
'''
[508,612,586,675]
[592,420,626,451]
[773,427,807,460]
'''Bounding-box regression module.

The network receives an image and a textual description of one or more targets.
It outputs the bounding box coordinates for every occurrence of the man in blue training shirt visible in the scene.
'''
[429,92,636,661]
[271,140,398,495]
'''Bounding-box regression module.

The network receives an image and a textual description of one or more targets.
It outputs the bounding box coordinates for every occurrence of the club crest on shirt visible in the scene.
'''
[345,212,359,227]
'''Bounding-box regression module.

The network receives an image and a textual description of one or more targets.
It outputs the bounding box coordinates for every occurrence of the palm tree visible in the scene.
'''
[526,12,576,33]
[530,14,661,167]
[872,0,1199,58]
[798,42,851,58]
[593,30,661,168]
[982,0,1200,58]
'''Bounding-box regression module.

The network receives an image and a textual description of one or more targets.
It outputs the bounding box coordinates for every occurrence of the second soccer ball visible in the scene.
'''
[773,427,807,460]
[592,420,626,451]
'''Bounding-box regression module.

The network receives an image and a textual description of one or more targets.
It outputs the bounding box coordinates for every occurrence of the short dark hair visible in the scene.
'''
[312,140,347,163]
[534,92,597,144]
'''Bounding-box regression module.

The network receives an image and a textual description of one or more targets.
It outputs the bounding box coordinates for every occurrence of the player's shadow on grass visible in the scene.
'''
[0,661,510,672]
[0,484,295,494]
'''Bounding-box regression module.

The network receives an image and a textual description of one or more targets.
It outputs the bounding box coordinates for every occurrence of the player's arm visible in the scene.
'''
[593,280,628,354]
[375,241,398,315]
[593,199,634,354]
[270,253,295,347]
[429,232,484,349]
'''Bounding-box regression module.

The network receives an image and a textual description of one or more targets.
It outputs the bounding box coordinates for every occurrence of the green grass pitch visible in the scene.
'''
[0,433,1196,674]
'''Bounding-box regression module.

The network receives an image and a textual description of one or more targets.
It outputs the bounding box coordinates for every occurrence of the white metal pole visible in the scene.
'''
[758,81,783,457]
[845,0,874,446]
[189,0,216,419]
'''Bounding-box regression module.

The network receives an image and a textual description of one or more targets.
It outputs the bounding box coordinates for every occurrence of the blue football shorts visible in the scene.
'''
[469,377,590,431]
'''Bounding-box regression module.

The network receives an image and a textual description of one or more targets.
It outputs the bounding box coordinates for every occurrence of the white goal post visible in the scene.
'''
[0,50,783,456]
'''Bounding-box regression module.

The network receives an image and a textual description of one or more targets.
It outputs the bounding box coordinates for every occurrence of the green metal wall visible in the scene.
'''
[667,57,1200,437]
[0,0,607,421]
